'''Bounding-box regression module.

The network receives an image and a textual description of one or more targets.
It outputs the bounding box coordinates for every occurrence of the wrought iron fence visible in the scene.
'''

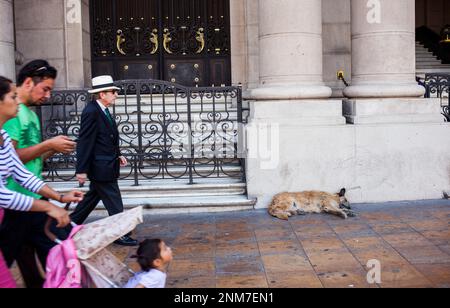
[40,80,247,185]
[417,73,450,121]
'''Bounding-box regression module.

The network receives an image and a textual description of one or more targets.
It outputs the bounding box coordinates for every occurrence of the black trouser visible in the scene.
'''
[0,209,56,288]
[70,180,124,225]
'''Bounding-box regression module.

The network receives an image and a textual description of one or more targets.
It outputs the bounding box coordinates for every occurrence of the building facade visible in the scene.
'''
[1,0,450,208]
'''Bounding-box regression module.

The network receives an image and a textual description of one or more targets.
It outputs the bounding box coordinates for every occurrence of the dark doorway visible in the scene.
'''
[90,0,231,86]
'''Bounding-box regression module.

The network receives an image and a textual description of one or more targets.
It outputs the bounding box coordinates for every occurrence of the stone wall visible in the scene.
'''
[14,0,90,89]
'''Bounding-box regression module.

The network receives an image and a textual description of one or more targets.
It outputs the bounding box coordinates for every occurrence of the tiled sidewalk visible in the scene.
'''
[12,200,450,288]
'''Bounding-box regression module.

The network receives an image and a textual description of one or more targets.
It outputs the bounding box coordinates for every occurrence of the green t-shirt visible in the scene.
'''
[3,103,43,199]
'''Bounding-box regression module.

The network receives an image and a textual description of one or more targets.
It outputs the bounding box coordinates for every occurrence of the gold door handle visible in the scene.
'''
[196,28,205,54]
[163,28,173,54]
[116,29,126,55]
[150,29,158,54]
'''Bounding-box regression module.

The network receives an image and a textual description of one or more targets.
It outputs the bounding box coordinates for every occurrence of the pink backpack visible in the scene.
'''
[44,225,84,288]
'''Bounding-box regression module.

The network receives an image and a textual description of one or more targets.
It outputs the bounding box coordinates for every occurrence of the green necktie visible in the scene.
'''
[104,108,114,125]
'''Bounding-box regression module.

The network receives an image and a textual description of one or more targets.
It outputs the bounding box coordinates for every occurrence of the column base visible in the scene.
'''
[343,98,444,124]
[249,99,346,126]
[343,83,425,99]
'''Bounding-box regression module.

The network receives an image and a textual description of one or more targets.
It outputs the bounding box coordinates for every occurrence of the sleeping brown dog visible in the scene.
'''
[268,188,355,220]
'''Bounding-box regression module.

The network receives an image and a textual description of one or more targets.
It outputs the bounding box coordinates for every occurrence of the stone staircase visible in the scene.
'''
[44,92,256,215]
[416,42,450,77]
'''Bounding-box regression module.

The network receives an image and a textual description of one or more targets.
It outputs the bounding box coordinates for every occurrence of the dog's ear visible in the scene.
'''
[339,188,346,197]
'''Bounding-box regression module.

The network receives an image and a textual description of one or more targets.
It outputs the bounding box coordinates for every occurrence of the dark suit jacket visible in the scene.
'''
[76,101,121,182]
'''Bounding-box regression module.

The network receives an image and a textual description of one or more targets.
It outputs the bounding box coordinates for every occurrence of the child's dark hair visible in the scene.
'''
[0,76,13,101]
[17,59,57,87]
[132,239,162,272]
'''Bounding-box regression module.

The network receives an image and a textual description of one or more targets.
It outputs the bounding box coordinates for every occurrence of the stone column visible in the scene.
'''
[0,0,16,79]
[249,0,332,99]
[343,0,424,98]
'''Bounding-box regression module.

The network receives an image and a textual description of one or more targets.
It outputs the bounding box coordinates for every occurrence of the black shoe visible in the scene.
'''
[114,235,138,246]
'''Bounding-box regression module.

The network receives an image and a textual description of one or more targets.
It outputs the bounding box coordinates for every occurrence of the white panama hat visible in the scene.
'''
[88,75,121,94]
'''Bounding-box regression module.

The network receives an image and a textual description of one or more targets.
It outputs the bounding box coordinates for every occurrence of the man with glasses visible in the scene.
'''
[71,75,138,246]
[0,59,77,287]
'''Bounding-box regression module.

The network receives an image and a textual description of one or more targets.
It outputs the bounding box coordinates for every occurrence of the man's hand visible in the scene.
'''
[61,190,84,204]
[76,173,87,187]
[119,156,128,167]
[46,136,76,154]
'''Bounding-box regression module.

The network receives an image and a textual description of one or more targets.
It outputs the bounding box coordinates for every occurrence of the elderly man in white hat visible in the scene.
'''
[71,75,138,246]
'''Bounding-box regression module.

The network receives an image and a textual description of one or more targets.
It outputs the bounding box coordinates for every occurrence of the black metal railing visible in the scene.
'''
[417,73,450,121]
[40,80,247,185]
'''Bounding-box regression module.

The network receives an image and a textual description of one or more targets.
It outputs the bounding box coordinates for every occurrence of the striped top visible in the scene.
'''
[0,129,45,211]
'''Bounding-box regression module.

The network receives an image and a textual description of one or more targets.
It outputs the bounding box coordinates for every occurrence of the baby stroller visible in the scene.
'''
[44,206,143,288]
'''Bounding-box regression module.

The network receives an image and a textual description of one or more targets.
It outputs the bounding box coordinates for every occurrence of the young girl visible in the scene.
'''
[125,239,173,288]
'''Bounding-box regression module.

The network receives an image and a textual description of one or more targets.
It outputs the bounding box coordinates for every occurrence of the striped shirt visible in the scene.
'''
[0,129,45,211]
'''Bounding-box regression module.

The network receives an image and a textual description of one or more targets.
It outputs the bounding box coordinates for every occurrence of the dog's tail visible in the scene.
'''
[443,191,450,199]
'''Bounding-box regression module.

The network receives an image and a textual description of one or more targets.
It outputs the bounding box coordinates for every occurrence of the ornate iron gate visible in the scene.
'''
[41,80,246,186]
[91,0,231,87]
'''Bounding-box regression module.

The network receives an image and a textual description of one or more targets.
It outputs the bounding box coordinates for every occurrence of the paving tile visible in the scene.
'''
[382,232,432,248]
[350,247,409,266]
[407,220,450,232]
[414,263,450,288]
[438,244,450,255]
[266,271,323,288]
[294,225,336,240]
[216,275,268,288]
[359,212,399,224]
[370,222,416,235]
[254,228,296,242]
[169,258,215,278]
[316,269,377,288]
[216,230,256,245]
[216,256,265,276]
[172,243,215,259]
[215,241,260,258]
[343,236,390,251]
[300,237,347,254]
[419,230,450,246]
[261,254,313,274]
[378,264,433,288]
[172,233,215,245]
[394,245,450,264]
[167,276,216,288]
[306,250,364,273]
[331,223,373,235]
[258,239,305,256]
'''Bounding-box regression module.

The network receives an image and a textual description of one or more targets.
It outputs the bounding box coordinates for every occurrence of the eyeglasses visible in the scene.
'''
[104,90,119,95]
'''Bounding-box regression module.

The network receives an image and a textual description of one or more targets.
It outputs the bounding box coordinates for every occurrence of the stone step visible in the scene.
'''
[47,178,247,198]
[61,195,257,215]
[416,61,445,66]
[416,55,441,60]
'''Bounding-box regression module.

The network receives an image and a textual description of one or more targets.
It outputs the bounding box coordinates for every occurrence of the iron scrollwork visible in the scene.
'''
[196,28,205,54]
[150,29,159,54]
[40,80,246,185]
[116,29,127,55]
[419,73,450,121]
[163,28,173,54]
